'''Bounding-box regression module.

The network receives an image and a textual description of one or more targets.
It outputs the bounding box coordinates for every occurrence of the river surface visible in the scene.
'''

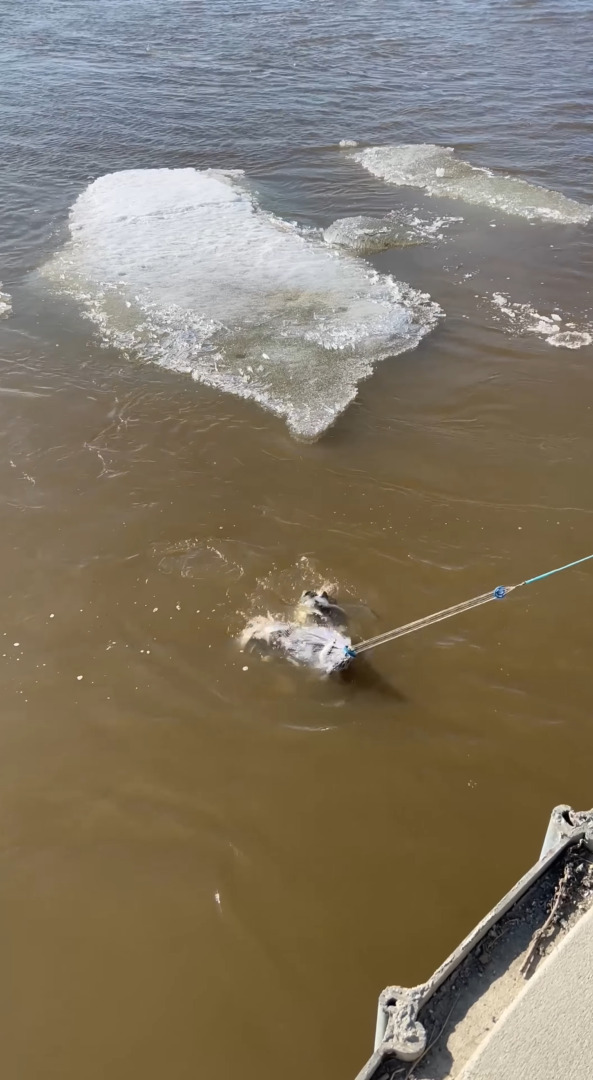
[1,2,593,1077]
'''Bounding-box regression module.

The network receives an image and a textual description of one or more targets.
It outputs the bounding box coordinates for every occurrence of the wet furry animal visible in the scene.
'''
[240,589,354,675]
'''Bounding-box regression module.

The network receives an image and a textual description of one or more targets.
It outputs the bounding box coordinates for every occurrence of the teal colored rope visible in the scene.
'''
[523,552,593,586]
[349,552,593,658]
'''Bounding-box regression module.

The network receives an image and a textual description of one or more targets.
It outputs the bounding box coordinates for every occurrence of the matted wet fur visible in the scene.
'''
[240,588,354,675]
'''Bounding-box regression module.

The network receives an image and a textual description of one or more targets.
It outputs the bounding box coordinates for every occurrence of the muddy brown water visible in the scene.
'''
[1,3,593,1078]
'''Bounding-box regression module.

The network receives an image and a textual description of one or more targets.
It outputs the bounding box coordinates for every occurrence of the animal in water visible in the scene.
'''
[297,589,349,627]
[239,589,355,675]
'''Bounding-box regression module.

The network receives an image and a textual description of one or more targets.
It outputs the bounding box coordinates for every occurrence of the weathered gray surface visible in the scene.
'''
[458,901,593,1080]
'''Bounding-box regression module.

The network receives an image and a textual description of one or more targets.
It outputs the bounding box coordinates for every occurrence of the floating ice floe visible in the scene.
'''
[323,211,462,254]
[353,144,591,224]
[41,167,441,438]
[0,285,12,318]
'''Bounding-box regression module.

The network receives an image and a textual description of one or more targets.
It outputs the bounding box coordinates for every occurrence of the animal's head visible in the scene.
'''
[298,588,346,628]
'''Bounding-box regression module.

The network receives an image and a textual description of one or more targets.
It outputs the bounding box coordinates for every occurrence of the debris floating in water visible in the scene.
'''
[488,293,593,350]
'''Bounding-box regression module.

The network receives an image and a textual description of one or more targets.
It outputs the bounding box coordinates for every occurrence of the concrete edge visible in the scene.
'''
[354,804,593,1080]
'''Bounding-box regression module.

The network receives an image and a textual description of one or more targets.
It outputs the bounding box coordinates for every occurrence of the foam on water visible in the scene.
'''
[323,211,461,254]
[0,285,12,318]
[488,293,593,349]
[41,168,440,437]
[354,145,592,224]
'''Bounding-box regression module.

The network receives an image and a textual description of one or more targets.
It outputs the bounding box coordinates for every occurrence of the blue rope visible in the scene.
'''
[523,552,593,586]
